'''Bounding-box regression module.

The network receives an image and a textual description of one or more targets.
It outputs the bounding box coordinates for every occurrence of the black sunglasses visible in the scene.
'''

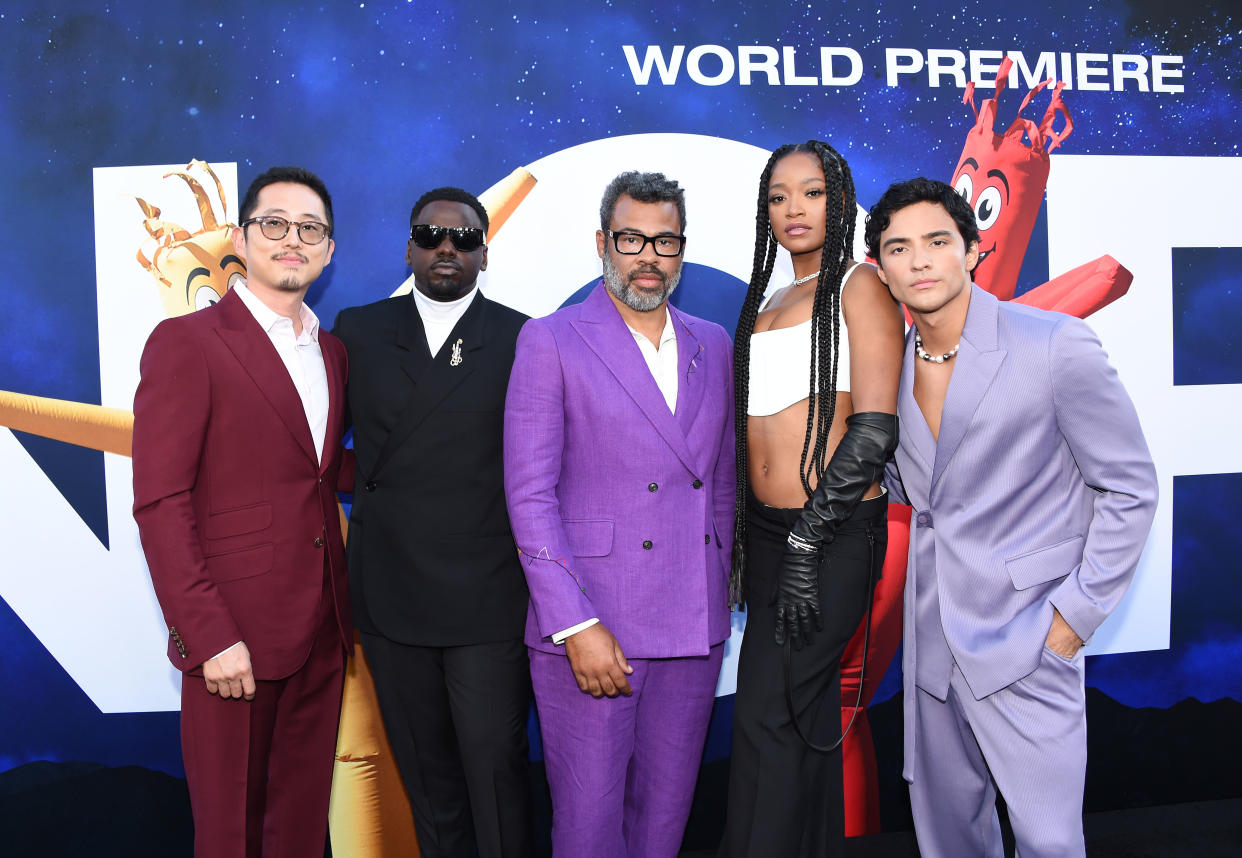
[409,223,486,252]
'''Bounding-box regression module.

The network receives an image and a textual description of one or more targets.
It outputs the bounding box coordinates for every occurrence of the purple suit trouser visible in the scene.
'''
[529,645,723,858]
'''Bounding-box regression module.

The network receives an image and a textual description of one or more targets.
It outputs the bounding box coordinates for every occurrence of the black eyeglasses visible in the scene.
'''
[241,216,332,245]
[607,230,685,257]
[409,223,486,253]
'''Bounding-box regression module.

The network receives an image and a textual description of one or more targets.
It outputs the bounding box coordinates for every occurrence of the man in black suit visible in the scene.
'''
[332,187,533,858]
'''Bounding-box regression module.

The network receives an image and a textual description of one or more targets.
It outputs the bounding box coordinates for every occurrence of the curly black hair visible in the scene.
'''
[599,171,686,233]
[864,177,979,270]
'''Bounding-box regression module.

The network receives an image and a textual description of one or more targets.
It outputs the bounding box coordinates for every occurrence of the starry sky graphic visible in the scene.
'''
[0,0,1239,775]
[0,0,1235,370]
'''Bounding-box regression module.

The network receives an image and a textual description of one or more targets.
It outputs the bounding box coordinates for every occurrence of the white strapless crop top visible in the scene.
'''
[747,261,867,417]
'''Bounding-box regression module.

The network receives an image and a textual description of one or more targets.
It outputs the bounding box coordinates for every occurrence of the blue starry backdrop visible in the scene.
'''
[1,0,1239,794]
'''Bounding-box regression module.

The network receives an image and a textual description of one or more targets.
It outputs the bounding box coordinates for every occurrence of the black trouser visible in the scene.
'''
[361,633,535,858]
[720,493,887,858]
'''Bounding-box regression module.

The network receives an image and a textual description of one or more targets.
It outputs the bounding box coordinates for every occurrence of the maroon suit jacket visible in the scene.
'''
[132,287,352,680]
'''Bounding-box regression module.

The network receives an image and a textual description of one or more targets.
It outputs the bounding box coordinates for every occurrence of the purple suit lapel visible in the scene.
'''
[931,285,1006,495]
[571,284,698,475]
[669,303,709,461]
[213,289,319,468]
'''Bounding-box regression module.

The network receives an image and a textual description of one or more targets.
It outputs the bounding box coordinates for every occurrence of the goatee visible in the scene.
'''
[603,253,680,313]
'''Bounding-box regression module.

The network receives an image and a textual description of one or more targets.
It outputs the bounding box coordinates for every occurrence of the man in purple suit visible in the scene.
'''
[504,171,735,858]
[866,178,1157,858]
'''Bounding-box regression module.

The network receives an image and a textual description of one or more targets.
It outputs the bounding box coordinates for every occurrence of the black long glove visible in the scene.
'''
[773,411,899,648]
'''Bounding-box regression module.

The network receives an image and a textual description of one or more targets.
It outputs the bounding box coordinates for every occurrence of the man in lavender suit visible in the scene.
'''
[866,179,1157,858]
[504,171,734,858]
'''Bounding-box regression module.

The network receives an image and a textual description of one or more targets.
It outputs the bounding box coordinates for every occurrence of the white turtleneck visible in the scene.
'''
[412,284,480,356]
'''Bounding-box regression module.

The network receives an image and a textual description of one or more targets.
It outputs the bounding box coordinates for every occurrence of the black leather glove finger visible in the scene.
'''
[773,602,788,647]
[795,601,817,649]
[794,600,814,645]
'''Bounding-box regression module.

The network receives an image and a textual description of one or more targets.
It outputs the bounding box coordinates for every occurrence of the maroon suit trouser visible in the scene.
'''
[180,579,345,858]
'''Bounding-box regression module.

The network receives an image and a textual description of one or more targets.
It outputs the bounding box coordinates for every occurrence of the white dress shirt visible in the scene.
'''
[233,281,330,463]
[626,307,679,413]
[212,282,330,661]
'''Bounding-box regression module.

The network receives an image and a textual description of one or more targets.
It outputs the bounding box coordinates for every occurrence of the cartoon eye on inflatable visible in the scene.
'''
[954,173,973,203]
[974,185,1003,231]
[194,284,222,311]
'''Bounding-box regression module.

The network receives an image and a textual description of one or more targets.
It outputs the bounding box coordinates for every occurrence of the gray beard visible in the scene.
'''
[602,252,680,313]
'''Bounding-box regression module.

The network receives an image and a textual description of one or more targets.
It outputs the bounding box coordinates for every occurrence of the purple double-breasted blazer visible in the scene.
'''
[504,283,736,658]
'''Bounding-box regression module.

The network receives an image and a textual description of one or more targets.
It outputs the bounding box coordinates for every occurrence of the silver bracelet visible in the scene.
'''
[785,532,817,553]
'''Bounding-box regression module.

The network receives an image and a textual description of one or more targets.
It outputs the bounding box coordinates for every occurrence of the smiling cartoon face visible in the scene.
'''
[150,227,246,316]
[951,141,1046,302]
[951,57,1071,301]
[136,159,245,318]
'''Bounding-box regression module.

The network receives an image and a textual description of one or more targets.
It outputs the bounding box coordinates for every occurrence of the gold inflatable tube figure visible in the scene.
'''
[0,391,134,457]
[480,166,537,241]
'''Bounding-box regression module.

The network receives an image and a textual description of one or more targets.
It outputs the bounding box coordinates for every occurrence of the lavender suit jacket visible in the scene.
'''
[886,285,1157,710]
[504,283,736,658]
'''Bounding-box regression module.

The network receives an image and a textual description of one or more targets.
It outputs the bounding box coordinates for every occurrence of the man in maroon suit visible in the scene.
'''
[133,166,352,858]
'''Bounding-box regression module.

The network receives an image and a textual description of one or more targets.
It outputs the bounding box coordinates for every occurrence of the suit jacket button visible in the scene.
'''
[642,540,653,550]
[692,479,703,489]
[648,482,658,492]
[916,511,933,528]
[365,481,377,492]
[313,537,325,548]
[705,534,711,544]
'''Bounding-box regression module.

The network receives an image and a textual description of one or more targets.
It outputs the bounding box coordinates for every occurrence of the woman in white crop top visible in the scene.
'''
[721,142,905,857]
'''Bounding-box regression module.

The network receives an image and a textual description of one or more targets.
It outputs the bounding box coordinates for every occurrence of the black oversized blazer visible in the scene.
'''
[333,292,530,645]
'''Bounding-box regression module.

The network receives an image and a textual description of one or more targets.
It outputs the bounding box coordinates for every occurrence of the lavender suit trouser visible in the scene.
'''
[529,644,723,858]
[909,646,1088,858]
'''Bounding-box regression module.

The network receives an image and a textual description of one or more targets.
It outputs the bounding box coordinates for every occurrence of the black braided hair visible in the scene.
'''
[729,141,858,607]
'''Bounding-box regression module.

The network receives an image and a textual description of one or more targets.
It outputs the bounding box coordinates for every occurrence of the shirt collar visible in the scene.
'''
[233,280,320,342]
[411,283,479,322]
[626,306,676,349]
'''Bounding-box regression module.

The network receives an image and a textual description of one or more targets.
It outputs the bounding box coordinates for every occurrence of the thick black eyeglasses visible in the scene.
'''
[241,216,331,245]
[409,223,486,253]
[607,230,685,257]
